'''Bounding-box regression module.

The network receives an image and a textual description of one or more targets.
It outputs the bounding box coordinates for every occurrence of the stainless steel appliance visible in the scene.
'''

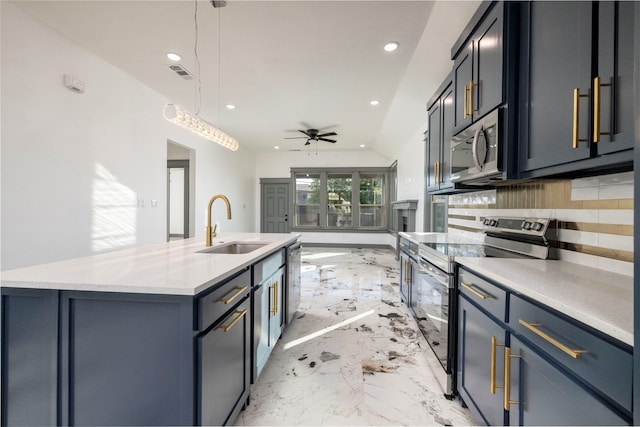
[450,108,503,184]
[408,217,555,398]
[286,239,302,324]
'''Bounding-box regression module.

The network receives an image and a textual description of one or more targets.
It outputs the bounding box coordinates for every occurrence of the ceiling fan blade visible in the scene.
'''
[317,132,337,138]
[298,129,313,137]
[318,138,337,143]
[304,140,311,145]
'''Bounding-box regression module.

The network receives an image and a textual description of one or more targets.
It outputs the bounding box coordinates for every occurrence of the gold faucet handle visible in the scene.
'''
[212,224,218,238]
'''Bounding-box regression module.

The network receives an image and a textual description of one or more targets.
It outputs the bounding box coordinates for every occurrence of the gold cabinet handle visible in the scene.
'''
[435,162,440,185]
[461,282,491,300]
[273,280,280,314]
[270,283,277,315]
[504,347,521,410]
[593,76,611,143]
[518,319,587,359]
[572,88,589,148]
[217,309,247,332]
[468,80,476,116]
[463,85,469,119]
[216,285,249,305]
[491,336,505,394]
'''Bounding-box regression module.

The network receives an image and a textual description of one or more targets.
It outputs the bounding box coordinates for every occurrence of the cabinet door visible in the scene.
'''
[439,85,455,189]
[519,2,593,172]
[199,297,251,426]
[507,336,629,426]
[399,252,411,304]
[453,41,473,133]
[426,101,441,192]
[474,3,504,119]
[596,1,635,155]
[458,296,506,426]
[1,289,58,427]
[253,283,270,381]
[268,268,285,346]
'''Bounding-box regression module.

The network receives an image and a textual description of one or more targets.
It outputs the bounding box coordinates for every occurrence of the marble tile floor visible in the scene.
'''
[235,247,478,426]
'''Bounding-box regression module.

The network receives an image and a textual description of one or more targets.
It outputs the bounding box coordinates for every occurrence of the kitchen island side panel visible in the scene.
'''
[59,292,195,426]
[1,289,59,427]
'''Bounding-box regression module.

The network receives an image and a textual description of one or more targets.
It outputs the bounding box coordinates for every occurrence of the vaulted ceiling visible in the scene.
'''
[11,0,480,156]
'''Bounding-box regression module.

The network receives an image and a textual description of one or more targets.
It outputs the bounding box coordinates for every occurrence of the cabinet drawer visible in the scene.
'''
[254,249,285,284]
[198,269,251,331]
[509,294,632,413]
[458,267,507,322]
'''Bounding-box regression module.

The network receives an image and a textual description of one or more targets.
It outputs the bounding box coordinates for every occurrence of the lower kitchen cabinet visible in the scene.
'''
[457,266,632,426]
[198,295,251,426]
[458,296,507,426]
[252,249,286,382]
[507,335,628,426]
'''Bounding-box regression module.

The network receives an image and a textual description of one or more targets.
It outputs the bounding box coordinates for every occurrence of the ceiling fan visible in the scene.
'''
[285,129,337,145]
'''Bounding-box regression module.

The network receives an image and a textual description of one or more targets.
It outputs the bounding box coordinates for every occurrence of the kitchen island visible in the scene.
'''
[1,233,300,427]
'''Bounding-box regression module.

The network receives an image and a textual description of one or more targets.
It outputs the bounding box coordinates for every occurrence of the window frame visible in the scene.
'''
[291,167,390,232]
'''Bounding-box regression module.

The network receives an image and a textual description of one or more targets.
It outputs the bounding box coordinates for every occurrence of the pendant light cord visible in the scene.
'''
[194,0,202,116]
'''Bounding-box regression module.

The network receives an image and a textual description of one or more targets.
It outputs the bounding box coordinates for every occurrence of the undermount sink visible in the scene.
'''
[196,241,269,255]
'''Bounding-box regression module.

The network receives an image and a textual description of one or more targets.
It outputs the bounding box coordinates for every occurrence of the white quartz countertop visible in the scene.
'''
[456,257,633,346]
[1,233,300,296]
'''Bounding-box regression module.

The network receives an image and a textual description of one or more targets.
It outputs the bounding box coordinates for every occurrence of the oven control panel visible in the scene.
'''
[482,217,552,237]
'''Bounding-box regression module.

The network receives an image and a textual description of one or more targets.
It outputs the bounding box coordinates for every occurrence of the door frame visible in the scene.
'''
[168,160,189,240]
[259,178,291,233]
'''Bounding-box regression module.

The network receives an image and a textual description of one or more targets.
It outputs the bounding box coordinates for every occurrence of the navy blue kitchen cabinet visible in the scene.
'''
[1,289,58,426]
[426,75,455,193]
[1,265,262,427]
[398,237,416,304]
[457,267,632,425]
[518,1,636,178]
[457,268,509,426]
[252,249,285,382]
[452,2,507,134]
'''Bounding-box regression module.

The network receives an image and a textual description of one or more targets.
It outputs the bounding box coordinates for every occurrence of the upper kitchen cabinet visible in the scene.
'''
[452,2,517,134]
[426,75,455,193]
[518,1,636,178]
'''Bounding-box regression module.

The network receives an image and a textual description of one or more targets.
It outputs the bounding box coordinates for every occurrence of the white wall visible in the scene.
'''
[254,149,394,245]
[0,3,256,270]
[394,130,427,232]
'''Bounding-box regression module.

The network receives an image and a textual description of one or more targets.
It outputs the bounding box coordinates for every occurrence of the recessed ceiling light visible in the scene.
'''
[274,146,280,150]
[384,42,399,52]
[370,100,380,106]
[167,52,181,61]
[360,144,366,148]
[225,104,236,110]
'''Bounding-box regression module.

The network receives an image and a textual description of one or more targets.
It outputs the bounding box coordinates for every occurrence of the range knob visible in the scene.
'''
[483,218,492,226]
[489,219,498,227]
[522,221,532,230]
[532,222,544,231]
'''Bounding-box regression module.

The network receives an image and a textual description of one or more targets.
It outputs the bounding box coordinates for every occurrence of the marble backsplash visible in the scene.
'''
[447,171,634,276]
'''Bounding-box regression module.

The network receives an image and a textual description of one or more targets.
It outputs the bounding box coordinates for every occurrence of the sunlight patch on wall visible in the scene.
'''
[91,163,137,252]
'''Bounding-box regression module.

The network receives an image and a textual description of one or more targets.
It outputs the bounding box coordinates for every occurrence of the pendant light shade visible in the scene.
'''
[163,104,239,151]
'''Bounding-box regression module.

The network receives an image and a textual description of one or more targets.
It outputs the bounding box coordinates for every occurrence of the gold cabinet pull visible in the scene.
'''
[217,309,247,332]
[463,85,469,119]
[435,162,440,185]
[273,280,280,314]
[461,282,491,300]
[270,283,277,315]
[593,76,611,143]
[491,336,505,394]
[504,347,521,410]
[518,319,587,359]
[216,285,249,305]
[572,88,589,148]
[468,80,476,116]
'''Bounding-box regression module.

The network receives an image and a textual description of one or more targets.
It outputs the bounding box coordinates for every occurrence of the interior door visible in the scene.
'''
[261,180,290,233]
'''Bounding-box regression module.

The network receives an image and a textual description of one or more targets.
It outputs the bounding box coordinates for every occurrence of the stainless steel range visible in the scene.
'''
[405,217,556,398]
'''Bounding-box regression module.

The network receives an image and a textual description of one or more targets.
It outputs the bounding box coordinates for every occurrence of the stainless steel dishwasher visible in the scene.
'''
[285,239,302,324]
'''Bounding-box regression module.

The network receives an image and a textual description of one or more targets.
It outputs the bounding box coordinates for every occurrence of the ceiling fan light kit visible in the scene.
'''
[163,104,239,151]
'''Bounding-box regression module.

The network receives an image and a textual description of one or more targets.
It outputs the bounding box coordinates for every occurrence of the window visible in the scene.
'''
[359,173,385,228]
[292,168,389,231]
[294,173,321,227]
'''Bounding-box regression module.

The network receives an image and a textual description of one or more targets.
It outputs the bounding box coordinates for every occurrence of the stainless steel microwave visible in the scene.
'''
[449,108,503,184]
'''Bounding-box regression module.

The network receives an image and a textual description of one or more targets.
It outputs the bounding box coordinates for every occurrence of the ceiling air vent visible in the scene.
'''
[169,64,194,80]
